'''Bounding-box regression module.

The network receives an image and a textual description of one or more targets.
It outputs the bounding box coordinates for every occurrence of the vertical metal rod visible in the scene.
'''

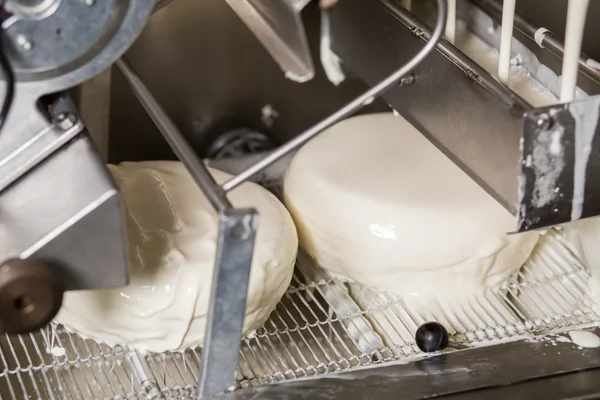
[220,0,449,193]
[115,59,232,212]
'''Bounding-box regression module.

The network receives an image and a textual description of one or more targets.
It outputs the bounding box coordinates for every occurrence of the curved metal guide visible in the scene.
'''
[223,0,315,82]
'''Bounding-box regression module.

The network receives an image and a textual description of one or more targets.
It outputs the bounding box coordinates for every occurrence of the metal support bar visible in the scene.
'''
[220,0,448,193]
[197,209,258,398]
[115,59,231,212]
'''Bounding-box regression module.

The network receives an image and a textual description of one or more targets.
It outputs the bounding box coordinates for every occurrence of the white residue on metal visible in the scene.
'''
[569,97,600,221]
[465,6,588,101]
[586,59,600,70]
[392,109,400,117]
[549,130,562,155]
[531,126,565,208]
[47,346,66,357]
[568,330,600,348]
[284,71,313,83]
[319,10,345,86]
[534,27,549,48]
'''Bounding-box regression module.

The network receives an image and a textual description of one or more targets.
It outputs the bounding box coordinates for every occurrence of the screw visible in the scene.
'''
[535,113,552,130]
[15,34,32,52]
[55,112,77,130]
[399,74,415,86]
[230,222,249,240]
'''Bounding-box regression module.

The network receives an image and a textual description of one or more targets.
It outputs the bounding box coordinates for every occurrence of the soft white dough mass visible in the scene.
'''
[56,161,298,353]
[283,113,539,297]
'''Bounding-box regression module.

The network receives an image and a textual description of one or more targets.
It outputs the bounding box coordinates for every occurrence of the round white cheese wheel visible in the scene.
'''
[283,113,538,297]
[56,161,298,353]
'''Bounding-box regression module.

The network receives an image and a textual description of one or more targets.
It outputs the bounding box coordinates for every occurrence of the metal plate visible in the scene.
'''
[223,0,314,82]
[517,95,600,231]
[0,133,128,290]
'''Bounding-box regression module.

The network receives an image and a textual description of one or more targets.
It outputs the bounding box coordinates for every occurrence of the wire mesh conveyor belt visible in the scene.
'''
[0,227,596,399]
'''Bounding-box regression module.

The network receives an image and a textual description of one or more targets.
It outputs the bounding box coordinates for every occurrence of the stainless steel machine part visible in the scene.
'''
[0,0,153,333]
[223,0,314,82]
[518,97,600,231]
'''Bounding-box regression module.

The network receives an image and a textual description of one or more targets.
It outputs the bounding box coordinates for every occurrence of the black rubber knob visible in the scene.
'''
[415,321,449,353]
[0,259,64,334]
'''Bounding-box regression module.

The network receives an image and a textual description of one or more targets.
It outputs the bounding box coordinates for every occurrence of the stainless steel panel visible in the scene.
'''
[0,134,128,291]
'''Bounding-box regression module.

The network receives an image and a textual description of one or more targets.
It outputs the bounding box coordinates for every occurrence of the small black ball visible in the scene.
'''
[415,321,449,353]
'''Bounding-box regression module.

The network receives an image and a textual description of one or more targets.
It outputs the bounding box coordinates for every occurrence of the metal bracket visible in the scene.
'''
[198,208,258,398]
[223,0,314,82]
[517,94,600,231]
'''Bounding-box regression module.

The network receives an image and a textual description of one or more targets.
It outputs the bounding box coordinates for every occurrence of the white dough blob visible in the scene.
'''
[56,161,298,353]
[283,113,539,297]
[568,330,600,348]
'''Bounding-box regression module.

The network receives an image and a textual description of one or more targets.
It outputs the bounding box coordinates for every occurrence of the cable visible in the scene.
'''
[220,0,448,192]
[0,34,14,134]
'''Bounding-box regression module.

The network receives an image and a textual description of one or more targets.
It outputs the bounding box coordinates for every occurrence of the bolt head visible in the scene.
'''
[15,34,32,52]
[55,113,77,130]
[399,74,415,86]
[230,222,249,240]
[535,113,552,130]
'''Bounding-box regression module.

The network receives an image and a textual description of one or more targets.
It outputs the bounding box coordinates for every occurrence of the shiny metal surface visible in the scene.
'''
[518,95,600,231]
[0,133,129,291]
[199,208,258,398]
[0,0,151,306]
[224,0,314,82]
[0,0,152,195]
